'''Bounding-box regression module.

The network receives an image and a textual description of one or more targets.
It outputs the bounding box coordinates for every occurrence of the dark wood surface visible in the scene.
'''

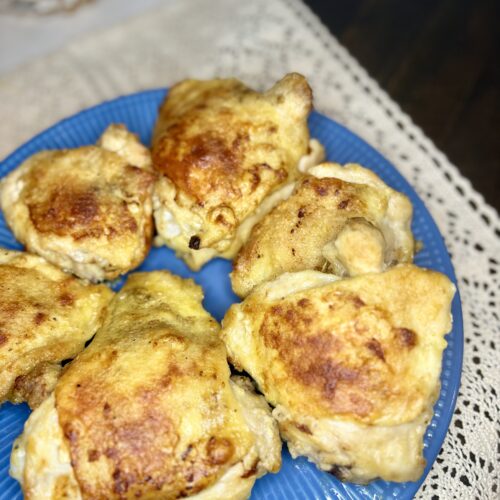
[303,0,500,213]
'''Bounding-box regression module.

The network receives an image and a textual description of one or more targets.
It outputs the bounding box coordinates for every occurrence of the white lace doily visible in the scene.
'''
[0,0,498,497]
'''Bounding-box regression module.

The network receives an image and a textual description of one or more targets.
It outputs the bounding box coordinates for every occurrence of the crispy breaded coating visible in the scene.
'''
[232,163,414,297]
[11,272,280,499]
[221,265,455,483]
[0,249,113,408]
[0,125,156,281]
[151,73,322,270]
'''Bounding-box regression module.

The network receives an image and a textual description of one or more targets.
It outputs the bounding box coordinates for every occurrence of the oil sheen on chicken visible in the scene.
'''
[231,162,415,297]
[221,265,455,483]
[0,125,156,281]
[151,73,324,270]
[10,271,281,499]
[0,249,112,408]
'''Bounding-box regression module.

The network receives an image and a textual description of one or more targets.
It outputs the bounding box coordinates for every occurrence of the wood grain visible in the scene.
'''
[304,0,500,212]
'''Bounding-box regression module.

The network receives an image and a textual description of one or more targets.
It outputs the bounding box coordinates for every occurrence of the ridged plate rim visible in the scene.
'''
[0,89,463,500]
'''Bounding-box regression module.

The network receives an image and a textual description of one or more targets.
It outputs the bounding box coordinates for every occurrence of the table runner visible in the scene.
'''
[0,0,498,497]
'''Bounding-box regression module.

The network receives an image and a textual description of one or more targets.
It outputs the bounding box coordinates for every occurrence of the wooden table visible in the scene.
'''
[304,0,500,212]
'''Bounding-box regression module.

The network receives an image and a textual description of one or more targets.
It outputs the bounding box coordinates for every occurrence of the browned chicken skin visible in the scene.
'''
[151,73,322,269]
[231,162,414,297]
[0,125,156,281]
[0,249,112,408]
[11,272,281,499]
[222,265,455,483]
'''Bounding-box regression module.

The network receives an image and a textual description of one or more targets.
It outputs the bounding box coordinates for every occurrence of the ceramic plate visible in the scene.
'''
[0,89,463,499]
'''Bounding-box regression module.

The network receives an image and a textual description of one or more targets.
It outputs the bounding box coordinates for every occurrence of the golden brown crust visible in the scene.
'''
[10,377,281,500]
[0,126,156,281]
[151,74,313,268]
[55,272,256,499]
[222,265,454,425]
[153,75,311,208]
[232,176,362,293]
[9,362,62,409]
[231,163,414,297]
[221,265,454,482]
[258,290,415,420]
[0,249,113,406]
[24,157,146,241]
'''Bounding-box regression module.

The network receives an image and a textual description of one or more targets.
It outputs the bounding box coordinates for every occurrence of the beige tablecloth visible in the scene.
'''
[0,1,498,498]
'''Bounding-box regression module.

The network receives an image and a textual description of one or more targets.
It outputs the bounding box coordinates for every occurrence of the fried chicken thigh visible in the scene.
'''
[221,265,455,483]
[231,162,414,297]
[0,249,112,408]
[152,73,323,270]
[10,272,281,499]
[0,125,156,281]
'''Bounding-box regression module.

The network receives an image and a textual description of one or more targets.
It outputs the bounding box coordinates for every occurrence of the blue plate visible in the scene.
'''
[0,90,463,500]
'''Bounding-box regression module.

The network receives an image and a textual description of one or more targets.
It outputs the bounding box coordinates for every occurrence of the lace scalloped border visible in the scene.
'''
[284,0,499,236]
